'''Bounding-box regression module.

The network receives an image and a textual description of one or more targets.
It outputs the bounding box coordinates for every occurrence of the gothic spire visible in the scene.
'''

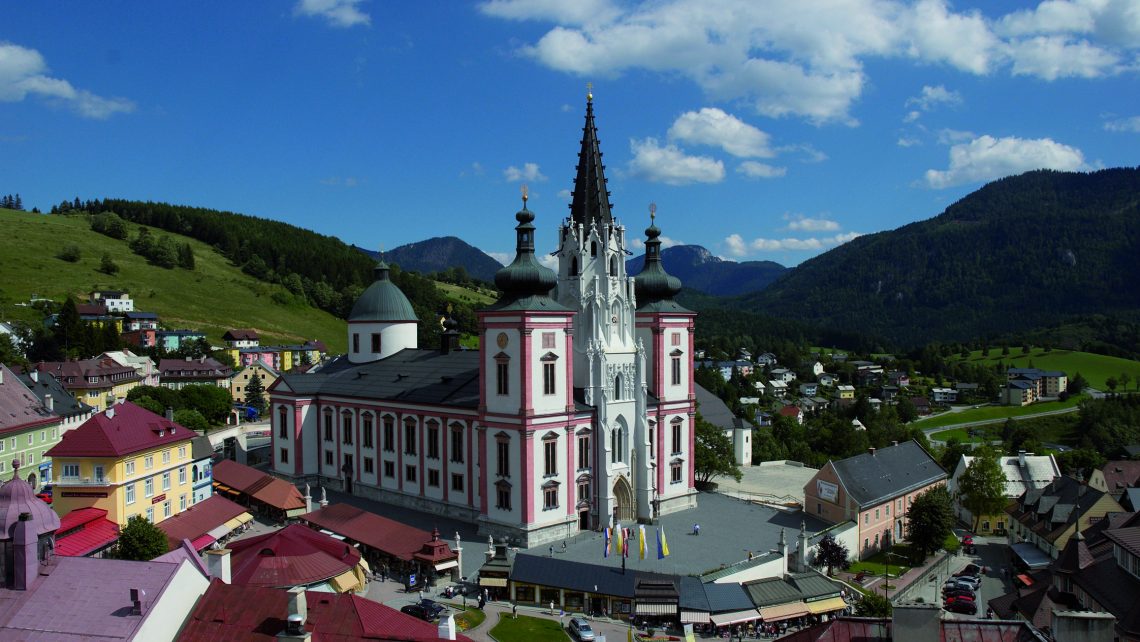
[569,89,614,227]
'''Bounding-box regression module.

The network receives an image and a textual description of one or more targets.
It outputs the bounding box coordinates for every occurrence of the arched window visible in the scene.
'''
[192,464,199,482]
[591,241,597,257]
[609,255,617,275]
[570,256,578,276]
[613,374,622,401]
[610,426,624,464]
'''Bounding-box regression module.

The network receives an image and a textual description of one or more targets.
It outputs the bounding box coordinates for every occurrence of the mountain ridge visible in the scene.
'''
[356,236,503,283]
[626,245,787,296]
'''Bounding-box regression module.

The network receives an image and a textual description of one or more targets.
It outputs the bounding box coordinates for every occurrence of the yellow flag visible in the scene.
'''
[639,525,646,560]
[614,523,623,555]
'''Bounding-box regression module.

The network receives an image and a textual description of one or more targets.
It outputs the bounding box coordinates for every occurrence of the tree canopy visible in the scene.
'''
[955,447,1008,532]
[113,515,168,560]
[905,485,955,561]
[693,413,742,484]
[809,534,851,576]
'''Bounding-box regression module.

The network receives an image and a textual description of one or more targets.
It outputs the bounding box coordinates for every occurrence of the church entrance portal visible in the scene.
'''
[613,477,634,522]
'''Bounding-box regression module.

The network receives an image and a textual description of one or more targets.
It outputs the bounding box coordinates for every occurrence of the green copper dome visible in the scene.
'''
[635,218,684,310]
[488,201,566,311]
[348,260,418,322]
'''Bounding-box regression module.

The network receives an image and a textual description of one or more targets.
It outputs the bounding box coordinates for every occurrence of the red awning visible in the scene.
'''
[56,519,119,557]
[1015,574,1033,587]
[191,534,217,551]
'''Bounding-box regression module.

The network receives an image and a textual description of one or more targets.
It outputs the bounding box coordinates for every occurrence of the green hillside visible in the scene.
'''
[0,208,348,351]
[949,346,1140,391]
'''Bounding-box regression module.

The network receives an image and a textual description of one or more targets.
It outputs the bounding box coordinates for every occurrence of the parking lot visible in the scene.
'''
[934,533,1011,618]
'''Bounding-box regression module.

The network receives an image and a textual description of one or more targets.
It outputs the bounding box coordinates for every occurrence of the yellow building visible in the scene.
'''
[46,401,198,526]
[229,361,279,404]
[26,358,142,412]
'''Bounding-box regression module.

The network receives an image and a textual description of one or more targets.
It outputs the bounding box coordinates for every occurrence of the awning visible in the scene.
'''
[191,534,217,551]
[213,483,233,493]
[710,609,761,626]
[285,507,308,518]
[758,602,809,621]
[806,597,847,615]
[480,577,508,587]
[357,557,372,575]
[232,512,253,525]
[680,609,711,624]
[1011,542,1052,569]
[207,524,232,540]
[636,603,678,616]
[329,569,361,593]
[320,528,347,541]
[222,515,250,531]
[1015,573,1033,587]
[435,560,459,571]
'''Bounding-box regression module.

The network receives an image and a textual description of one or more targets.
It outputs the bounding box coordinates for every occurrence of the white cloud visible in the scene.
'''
[1005,36,1119,79]
[924,134,1087,189]
[726,231,862,254]
[737,161,786,179]
[487,251,511,266]
[539,254,560,270]
[903,110,921,123]
[293,0,371,28]
[784,214,839,232]
[480,0,620,26]
[557,188,572,199]
[1104,115,1140,132]
[897,137,921,147]
[0,42,134,118]
[668,108,774,158]
[503,162,548,182]
[998,0,1097,37]
[902,0,998,74]
[937,128,976,145]
[319,176,361,187]
[631,236,680,250]
[906,84,962,111]
[628,137,724,185]
[776,144,828,163]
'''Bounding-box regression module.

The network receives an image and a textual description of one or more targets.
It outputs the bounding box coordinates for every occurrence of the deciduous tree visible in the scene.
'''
[809,534,850,576]
[694,413,742,484]
[956,447,1007,532]
[113,515,168,560]
[905,486,955,561]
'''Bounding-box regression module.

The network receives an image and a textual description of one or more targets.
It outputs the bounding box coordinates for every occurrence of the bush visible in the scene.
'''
[58,244,82,262]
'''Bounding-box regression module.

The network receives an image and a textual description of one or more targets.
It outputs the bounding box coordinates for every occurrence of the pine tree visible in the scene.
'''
[56,297,85,356]
[244,372,266,414]
[13,193,21,210]
[177,242,195,270]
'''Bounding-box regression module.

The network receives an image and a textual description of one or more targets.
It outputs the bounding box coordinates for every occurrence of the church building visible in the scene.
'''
[269,94,698,546]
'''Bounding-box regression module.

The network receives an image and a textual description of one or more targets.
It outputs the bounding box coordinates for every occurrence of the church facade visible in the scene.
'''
[269,95,698,547]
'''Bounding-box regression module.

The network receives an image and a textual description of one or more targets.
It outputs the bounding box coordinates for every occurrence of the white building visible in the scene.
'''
[90,290,133,312]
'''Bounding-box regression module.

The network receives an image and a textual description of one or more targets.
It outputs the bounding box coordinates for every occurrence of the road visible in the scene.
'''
[919,405,1080,443]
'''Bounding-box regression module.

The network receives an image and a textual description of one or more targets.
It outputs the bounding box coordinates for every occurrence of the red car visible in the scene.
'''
[962,535,974,546]
[944,594,975,604]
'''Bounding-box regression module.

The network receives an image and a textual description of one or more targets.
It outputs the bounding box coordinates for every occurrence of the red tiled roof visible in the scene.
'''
[76,303,109,315]
[226,524,361,588]
[779,405,802,417]
[45,400,194,458]
[178,579,473,641]
[157,357,233,378]
[156,495,250,551]
[17,358,142,390]
[56,507,119,557]
[302,503,454,563]
[213,459,306,511]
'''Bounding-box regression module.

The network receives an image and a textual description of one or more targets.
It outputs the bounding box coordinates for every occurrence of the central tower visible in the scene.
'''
[555,92,651,524]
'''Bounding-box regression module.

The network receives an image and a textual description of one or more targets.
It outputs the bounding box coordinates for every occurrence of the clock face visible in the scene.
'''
[611,315,618,323]
[496,332,509,349]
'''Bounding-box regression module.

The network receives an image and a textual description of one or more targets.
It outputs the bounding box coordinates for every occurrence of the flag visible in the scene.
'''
[639,525,646,560]
[657,526,670,559]
[624,528,631,558]
[604,527,611,558]
[614,524,623,559]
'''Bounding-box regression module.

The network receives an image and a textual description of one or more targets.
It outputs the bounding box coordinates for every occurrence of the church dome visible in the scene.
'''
[348,261,418,323]
[634,220,682,305]
[490,202,561,309]
[0,473,60,539]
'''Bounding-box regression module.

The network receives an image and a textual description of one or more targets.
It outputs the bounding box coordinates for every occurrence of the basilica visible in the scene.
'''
[269,94,698,546]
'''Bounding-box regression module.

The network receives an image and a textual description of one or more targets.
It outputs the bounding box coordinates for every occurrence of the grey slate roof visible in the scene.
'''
[702,582,755,613]
[830,439,946,508]
[509,553,672,598]
[695,383,752,432]
[677,576,710,611]
[275,349,481,408]
[744,571,842,606]
[15,370,90,419]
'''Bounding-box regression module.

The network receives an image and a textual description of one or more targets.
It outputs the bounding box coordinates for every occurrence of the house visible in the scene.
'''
[879,385,899,402]
[270,95,699,546]
[778,404,804,425]
[1091,461,1140,498]
[929,387,957,403]
[1008,368,1068,397]
[101,349,160,386]
[1005,475,1123,560]
[155,329,206,352]
[55,507,121,557]
[1003,379,1038,406]
[695,384,754,466]
[798,382,819,397]
[887,370,910,387]
[15,367,93,437]
[122,311,159,331]
[225,524,367,592]
[0,475,209,641]
[76,303,123,332]
[18,357,141,412]
[804,440,947,559]
[158,356,233,389]
[767,379,789,398]
[212,459,307,520]
[755,352,778,367]
[46,401,201,526]
[947,451,1061,534]
[154,494,250,553]
[190,435,214,504]
[230,341,326,373]
[222,328,260,348]
[769,368,796,384]
[836,385,855,400]
[229,361,279,405]
[804,361,824,377]
[0,364,65,491]
[856,369,881,387]
[818,373,836,387]
[90,289,134,312]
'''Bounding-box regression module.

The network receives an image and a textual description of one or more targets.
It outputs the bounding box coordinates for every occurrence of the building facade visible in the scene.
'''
[269,95,697,546]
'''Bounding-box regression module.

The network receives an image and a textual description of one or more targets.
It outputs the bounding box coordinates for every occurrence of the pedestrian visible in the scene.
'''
[512,602,518,619]
[695,523,701,536]
[418,590,423,602]
[550,545,555,557]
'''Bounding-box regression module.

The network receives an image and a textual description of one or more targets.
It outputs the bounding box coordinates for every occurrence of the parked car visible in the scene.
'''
[942,588,976,600]
[954,564,981,577]
[944,600,978,615]
[416,599,446,619]
[955,575,982,588]
[401,604,435,622]
[943,594,976,604]
[568,617,596,641]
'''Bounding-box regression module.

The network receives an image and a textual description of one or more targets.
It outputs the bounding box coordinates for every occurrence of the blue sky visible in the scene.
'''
[2,1,1137,268]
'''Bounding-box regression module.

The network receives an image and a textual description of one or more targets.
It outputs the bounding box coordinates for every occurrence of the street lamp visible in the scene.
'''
[883,551,904,599]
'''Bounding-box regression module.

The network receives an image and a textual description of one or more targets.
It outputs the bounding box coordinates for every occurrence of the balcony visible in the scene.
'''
[56,476,112,486]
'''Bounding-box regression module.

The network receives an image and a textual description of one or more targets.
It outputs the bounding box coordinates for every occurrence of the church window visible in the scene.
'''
[364,457,374,474]
[611,427,624,464]
[570,256,578,276]
[609,256,617,275]
[362,414,374,449]
[352,333,359,353]
[670,460,682,484]
[383,416,394,452]
[542,332,555,349]
[496,360,509,396]
[405,465,417,482]
[323,410,333,441]
[404,418,417,455]
[451,473,464,492]
[496,437,510,477]
[342,412,353,445]
[325,450,333,466]
[371,333,381,353]
[578,479,590,502]
[450,424,464,463]
[543,436,558,476]
[613,375,622,401]
[278,407,288,439]
[279,449,288,465]
[671,418,683,455]
[671,357,682,385]
[428,469,440,487]
[543,363,556,395]
[591,241,597,257]
[496,482,512,511]
[672,333,681,346]
[427,422,440,459]
[578,436,590,469]
[649,422,655,459]
[383,461,394,478]
[543,483,559,510]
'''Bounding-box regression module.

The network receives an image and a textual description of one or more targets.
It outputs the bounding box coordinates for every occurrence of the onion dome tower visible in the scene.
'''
[347,259,419,363]
[633,205,685,311]
[488,188,566,312]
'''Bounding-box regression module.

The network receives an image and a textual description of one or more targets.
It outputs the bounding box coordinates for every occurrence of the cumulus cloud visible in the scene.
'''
[631,235,681,250]
[924,134,1087,188]
[725,231,861,255]
[668,108,774,158]
[480,0,620,26]
[897,137,921,147]
[503,162,548,182]
[557,188,572,199]
[906,84,962,111]
[294,0,371,28]
[487,251,512,266]
[784,214,840,232]
[1104,115,1140,132]
[937,128,976,145]
[0,42,134,118]
[319,176,361,187]
[628,137,724,185]
[736,161,786,179]
[539,254,560,270]
[1005,35,1120,79]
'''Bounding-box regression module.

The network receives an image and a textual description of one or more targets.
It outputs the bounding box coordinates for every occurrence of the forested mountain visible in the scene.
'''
[356,236,503,283]
[626,245,786,296]
[743,168,1140,347]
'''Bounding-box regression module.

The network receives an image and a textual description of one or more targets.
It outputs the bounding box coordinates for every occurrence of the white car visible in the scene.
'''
[568,617,596,641]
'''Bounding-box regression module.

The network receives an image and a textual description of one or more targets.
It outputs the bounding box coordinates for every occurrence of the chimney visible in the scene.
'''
[0,368,3,385]
[437,613,458,640]
[205,548,232,584]
[1019,450,1027,469]
[279,587,312,640]
[868,447,876,456]
[106,406,116,420]
[440,309,460,355]
[165,407,174,421]
[44,394,53,412]
[891,440,898,447]
[12,513,39,591]
[30,370,38,383]
[129,587,145,615]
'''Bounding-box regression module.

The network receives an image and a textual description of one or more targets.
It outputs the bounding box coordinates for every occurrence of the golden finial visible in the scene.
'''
[521,183,529,205]
[586,82,593,102]
[649,202,656,222]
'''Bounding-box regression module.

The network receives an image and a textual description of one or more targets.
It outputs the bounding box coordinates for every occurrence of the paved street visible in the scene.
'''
[897,531,1012,619]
